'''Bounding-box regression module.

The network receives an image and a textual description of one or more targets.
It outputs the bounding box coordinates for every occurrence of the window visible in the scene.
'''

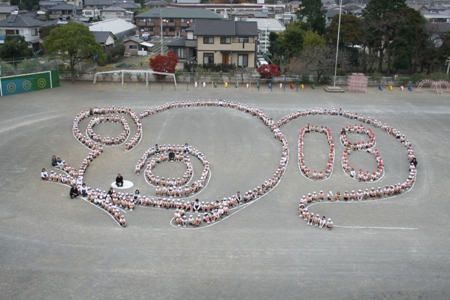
[203,37,214,44]
[203,53,214,64]
[238,37,250,43]
[176,48,186,59]
[220,37,231,44]
[238,54,248,67]
[129,44,138,50]
[6,29,19,35]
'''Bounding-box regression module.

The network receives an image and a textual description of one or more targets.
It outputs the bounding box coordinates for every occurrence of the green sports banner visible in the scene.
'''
[0,70,60,96]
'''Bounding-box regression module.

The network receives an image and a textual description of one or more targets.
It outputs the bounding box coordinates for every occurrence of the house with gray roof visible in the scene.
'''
[100,6,133,22]
[0,5,18,20]
[144,0,168,9]
[91,31,116,48]
[84,0,137,10]
[191,19,258,68]
[47,3,82,20]
[0,12,51,49]
[88,18,136,39]
[135,7,223,37]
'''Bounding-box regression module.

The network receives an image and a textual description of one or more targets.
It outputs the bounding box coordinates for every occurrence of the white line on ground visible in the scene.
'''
[334,225,418,230]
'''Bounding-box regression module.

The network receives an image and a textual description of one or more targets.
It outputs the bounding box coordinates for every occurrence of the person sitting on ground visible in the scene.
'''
[193,199,201,212]
[319,216,327,228]
[70,184,79,199]
[116,173,124,187]
[168,149,175,161]
[41,168,48,180]
[80,183,88,197]
[107,187,114,196]
[56,158,63,169]
[183,143,190,153]
[326,218,333,229]
[51,155,57,167]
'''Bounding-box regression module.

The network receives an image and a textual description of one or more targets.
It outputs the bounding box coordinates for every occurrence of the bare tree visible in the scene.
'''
[290,45,350,84]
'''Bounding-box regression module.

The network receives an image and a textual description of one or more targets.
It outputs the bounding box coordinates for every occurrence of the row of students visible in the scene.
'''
[298,205,333,229]
[72,106,142,151]
[136,145,211,197]
[340,125,376,150]
[342,147,384,182]
[298,125,335,180]
[86,115,130,145]
[144,151,193,187]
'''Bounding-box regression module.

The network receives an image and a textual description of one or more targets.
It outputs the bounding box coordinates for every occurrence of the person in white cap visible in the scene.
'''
[307,211,314,225]
[318,190,324,201]
[356,190,363,201]
[326,218,333,229]
[314,214,321,226]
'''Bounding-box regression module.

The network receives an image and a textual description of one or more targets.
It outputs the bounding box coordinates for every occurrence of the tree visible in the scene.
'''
[0,36,32,61]
[149,50,179,79]
[269,22,305,66]
[11,0,39,11]
[257,63,281,79]
[325,14,362,47]
[362,0,407,74]
[39,24,58,40]
[296,0,326,35]
[291,44,350,84]
[43,22,103,83]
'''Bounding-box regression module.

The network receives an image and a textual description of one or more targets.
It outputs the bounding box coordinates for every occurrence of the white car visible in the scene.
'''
[257,57,268,67]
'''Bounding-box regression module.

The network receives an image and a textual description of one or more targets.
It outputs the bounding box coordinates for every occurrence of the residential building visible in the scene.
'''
[167,3,286,19]
[100,6,133,22]
[91,31,116,49]
[123,35,154,56]
[246,18,285,54]
[88,18,135,39]
[135,7,223,37]
[47,3,82,20]
[0,12,49,50]
[84,0,137,10]
[144,0,168,9]
[0,5,18,20]
[191,19,258,68]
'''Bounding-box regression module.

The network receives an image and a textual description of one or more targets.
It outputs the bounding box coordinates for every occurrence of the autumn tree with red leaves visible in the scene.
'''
[149,50,179,79]
[257,63,281,79]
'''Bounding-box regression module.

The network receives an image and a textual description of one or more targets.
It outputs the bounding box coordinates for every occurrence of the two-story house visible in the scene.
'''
[47,3,82,20]
[135,7,222,37]
[0,12,50,50]
[192,19,258,68]
[100,6,133,22]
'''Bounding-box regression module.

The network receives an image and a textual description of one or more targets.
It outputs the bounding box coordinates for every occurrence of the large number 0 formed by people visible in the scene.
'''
[43,100,417,229]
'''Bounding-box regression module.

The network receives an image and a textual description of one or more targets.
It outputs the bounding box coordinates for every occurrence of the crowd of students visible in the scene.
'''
[43,103,417,230]
[135,144,212,197]
[43,100,289,228]
[298,125,335,180]
[276,107,417,228]
[86,115,130,145]
[72,106,142,151]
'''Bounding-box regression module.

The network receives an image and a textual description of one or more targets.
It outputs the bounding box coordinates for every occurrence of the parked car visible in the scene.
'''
[256,57,268,67]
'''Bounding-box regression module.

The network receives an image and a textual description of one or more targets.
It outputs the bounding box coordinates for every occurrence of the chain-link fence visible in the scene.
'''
[0,57,59,77]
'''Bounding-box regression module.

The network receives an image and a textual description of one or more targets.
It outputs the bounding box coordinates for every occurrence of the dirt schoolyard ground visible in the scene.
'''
[0,81,449,300]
